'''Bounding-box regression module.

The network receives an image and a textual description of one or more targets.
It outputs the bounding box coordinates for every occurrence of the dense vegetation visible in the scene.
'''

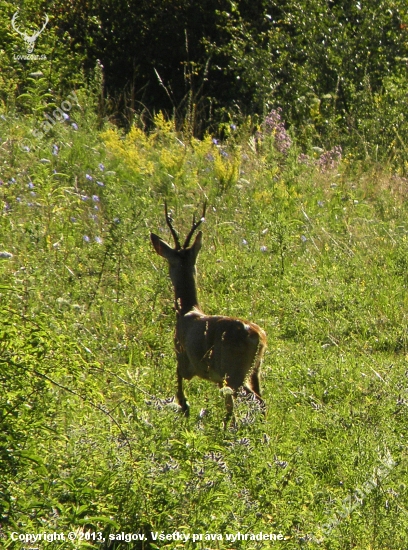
[1,0,408,549]
[1,0,408,158]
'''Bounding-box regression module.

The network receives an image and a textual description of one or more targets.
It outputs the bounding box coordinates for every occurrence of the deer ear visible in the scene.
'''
[150,233,175,260]
[191,231,202,259]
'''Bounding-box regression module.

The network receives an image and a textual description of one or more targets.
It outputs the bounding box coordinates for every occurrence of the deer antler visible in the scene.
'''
[11,11,49,53]
[183,202,207,249]
[33,14,49,39]
[11,12,24,37]
[164,201,181,250]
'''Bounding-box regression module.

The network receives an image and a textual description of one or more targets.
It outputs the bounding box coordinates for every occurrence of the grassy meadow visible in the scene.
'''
[1,92,408,549]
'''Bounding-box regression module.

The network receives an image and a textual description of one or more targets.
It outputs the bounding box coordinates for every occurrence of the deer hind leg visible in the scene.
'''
[245,339,266,412]
[242,381,266,414]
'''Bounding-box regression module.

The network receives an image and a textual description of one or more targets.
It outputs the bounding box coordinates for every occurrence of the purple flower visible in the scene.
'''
[94,236,103,244]
[28,182,34,189]
[52,144,59,155]
[260,245,267,252]
[62,112,70,120]
[81,195,89,201]
[98,163,105,171]
[71,123,78,130]
[317,146,342,172]
[83,235,90,242]
[92,195,99,202]
[86,174,93,181]
[96,181,104,187]
[230,124,237,131]
[261,109,292,155]
[212,138,218,145]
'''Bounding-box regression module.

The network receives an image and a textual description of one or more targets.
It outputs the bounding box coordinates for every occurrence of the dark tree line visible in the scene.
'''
[3,0,408,154]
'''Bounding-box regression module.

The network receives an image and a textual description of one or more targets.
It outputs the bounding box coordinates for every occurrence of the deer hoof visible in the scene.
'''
[180,401,190,417]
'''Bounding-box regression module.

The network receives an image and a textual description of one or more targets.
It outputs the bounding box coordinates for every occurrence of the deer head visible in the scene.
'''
[151,202,206,313]
[11,11,49,54]
[151,202,266,427]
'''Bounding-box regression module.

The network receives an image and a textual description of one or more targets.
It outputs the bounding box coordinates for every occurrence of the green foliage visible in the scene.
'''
[1,0,408,167]
[1,97,408,549]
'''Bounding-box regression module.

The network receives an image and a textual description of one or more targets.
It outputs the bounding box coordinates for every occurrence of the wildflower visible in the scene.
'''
[260,245,267,252]
[96,181,104,187]
[318,200,324,207]
[28,182,34,189]
[230,124,237,131]
[9,178,16,184]
[98,163,105,171]
[113,217,120,224]
[70,217,77,222]
[71,123,78,130]
[83,235,90,242]
[40,158,51,163]
[212,138,218,145]
[301,235,307,243]
[274,455,288,468]
[52,144,59,155]
[297,153,310,164]
[237,437,251,447]
[80,195,89,201]
[94,236,103,244]
[92,194,99,202]
[317,146,342,172]
[85,174,93,181]
[262,108,292,154]
[22,146,30,152]
[62,112,69,120]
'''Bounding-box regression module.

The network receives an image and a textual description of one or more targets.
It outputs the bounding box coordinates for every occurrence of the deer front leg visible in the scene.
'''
[222,387,237,429]
[176,354,190,416]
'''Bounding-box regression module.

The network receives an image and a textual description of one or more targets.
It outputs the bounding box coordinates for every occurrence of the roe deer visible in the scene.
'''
[150,203,267,425]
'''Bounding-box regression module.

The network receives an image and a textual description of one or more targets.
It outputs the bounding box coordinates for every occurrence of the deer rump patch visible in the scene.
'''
[176,312,262,387]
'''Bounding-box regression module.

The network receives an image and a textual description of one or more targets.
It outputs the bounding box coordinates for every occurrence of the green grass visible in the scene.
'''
[1,98,408,549]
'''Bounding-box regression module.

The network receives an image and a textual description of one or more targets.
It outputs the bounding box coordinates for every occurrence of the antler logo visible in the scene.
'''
[11,10,49,54]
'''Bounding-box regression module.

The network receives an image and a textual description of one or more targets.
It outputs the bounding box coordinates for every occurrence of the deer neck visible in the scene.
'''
[173,272,200,315]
